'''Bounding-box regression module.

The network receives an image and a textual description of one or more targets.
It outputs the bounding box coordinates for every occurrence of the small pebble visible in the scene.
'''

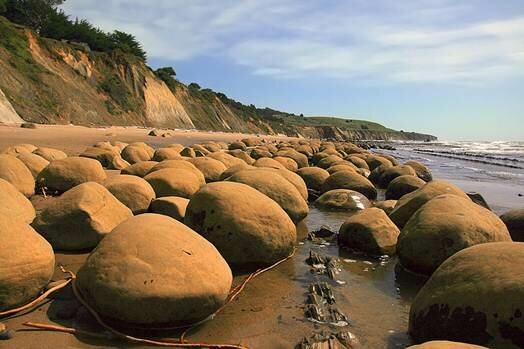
[0,323,13,340]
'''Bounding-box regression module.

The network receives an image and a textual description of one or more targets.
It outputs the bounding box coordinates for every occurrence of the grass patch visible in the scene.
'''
[98,75,135,111]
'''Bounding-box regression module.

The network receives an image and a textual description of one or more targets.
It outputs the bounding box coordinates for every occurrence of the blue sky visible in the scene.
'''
[62,0,524,140]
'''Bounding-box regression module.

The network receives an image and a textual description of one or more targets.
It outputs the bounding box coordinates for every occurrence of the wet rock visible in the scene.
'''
[77,214,232,325]
[322,170,377,200]
[227,169,308,223]
[297,167,330,192]
[466,192,491,210]
[298,331,359,349]
[48,299,80,320]
[32,182,133,251]
[365,155,392,171]
[367,163,392,184]
[148,129,160,136]
[500,209,524,242]
[0,154,35,197]
[307,250,341,280]
[378,165,417,188]
[373,199,397,215]
[339,208,400,255]
[398,194,512,276]
[386,175,426,200]
[0,323,13,340]
[315,189,371,211]
[0,218,54,312]
[409,242,524,348]
[389,180,470,228]
[120,160,158,177]
[17,153,49,178]
[151,196,189,221]
[405,161,433,182]
[36,157,107,193]
[144,168,204,199]
[33,147,67,162]
[0,178,35,224]
[185,182,296,268]
[102,175,156,214]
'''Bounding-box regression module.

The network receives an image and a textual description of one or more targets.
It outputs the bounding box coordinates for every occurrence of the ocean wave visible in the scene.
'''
[412,149,524,169]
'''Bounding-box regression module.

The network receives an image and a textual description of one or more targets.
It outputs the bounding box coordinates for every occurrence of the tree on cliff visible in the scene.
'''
[110,30,146,61]
[2,0,64,32]
[155,67,178,93]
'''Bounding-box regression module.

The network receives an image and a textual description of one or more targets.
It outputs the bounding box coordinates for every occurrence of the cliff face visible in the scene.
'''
[0,17,437,141]
[294,126,437,141]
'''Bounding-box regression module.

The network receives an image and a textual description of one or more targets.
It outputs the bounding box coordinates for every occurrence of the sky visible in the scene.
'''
[61,0,524,141]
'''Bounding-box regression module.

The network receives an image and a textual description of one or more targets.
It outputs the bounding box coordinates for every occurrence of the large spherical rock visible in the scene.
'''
[228,141,247,151]
[253,157,286,170]
[121,145,152,164]
[346,155,369,170]
[297,166,330,192]
[150,196,189,221]
[33,147,67,162]
[407,341,488,349]
[275,149,308,168]
[339,207,400,255]
[378,165,417,188]
[152,148,182,161]
[390,180,470,228]
[17,152,49,178]
[366,155,392,171]
[208,152,245,168]
[326,164,358,175]
[226,169,308,223]
[386,175,426,200]
[0,219,55,311]
[36,157,107,193]
[228,150,255,165]
[368,163,393,184]
[405,161,433,182]
[0,178,35,224]
[148,160,205,184]
[185,182,296,267]
[2,143,38,155]
[120,161,158,177]
[32,182,133,251]
[398,194,512,275]
[0,154,35,196]
[186,157,227,182]
[76,213,232,325]
[253,167,308,201]
[79,147,120,168]
[500,209,524,242]
[274,156,298,172]
[317,155,345,169]
[321,170,377,200]
[409,242,524,348]
[144,168,204,198]
[373,199,397,215]
[315,189,371,211]
[102,175,156,214]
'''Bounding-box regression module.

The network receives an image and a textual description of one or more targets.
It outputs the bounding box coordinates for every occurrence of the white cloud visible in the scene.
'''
[61,0,524,83]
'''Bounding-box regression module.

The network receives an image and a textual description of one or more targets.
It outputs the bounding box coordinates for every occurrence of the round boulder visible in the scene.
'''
[17,153,49,178]
[253,157,286,170]
[121,145,152,164]
[208,152,245,168]
[148,160,205,184]
[187,157,227,182]
[227,169,308,223]
[0,219,55,311]
[500,209,524,242]
[0,154,35,196]
[386,175,426,200]
[76,214,232,325]
[407,341,489,349]
[297,167,330,192]
[120,161,158,177]
[373,200,397,215]
[338,207,400,255]
[150,196,189,221]
[32,182,133,251]
[144,168,204,198]
[389,180,470,228]
[152,148,182,162]
[409,242,524,348]
[397,194,512,275]
[405,161,433,182]
[378,165,417,188]
[36,157,107,193]
[185,182,296,267]
[321,170,377,200]
[273,156,298,172]
[0,178,35,224]
[33,147,67,162]
[102,175,156,214]
[315,189,371,211]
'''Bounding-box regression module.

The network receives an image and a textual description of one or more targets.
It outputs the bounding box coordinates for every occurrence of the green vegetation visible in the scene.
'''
[1,0,146,60]
[98,75,135,112]
[154,67,179,93]
[0,16,46,81]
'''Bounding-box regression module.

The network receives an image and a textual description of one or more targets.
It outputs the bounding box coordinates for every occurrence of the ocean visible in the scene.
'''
[372,140,524,214]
